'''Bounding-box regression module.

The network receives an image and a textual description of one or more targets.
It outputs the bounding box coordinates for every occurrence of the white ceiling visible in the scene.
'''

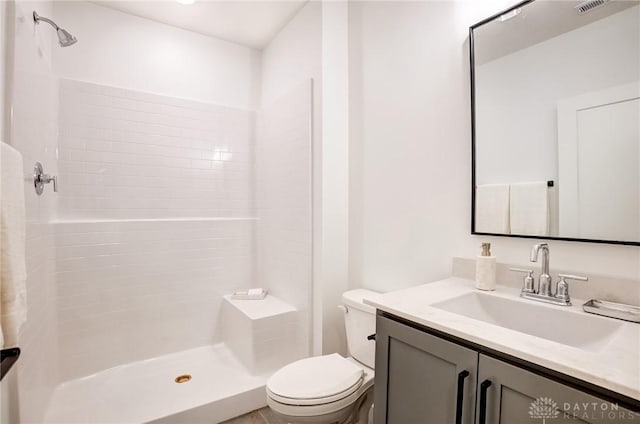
[92,0,308,49]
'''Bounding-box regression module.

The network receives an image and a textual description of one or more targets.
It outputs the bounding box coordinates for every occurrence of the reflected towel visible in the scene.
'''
[475,184,510,233]
[510,182,549,236]
[1,142,27,348]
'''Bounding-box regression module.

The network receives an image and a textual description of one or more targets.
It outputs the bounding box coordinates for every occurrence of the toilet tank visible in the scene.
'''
[341,289,380,369]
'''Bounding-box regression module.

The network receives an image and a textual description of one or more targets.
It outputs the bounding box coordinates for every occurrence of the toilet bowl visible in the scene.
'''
[266,289,380,424]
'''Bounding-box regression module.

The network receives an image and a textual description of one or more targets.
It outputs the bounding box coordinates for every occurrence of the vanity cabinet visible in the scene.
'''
[477,354,638,423]
[373,315,478,424]
[374,315,638,424]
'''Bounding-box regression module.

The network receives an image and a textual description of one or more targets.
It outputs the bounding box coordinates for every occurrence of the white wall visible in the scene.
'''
[348,0,640,297]
[0,4,10,422]
[4,1,60,422]
[349,1,472,292]
[321,1,350,356]
[260,2,322,108]
[41,1,268,384]
[261,1,350,356]
[53,79,256,381]
[0,0,6,141]
[255,80,312,359]
[260,1,326,354]
[52,1,261,110]
[54,218,254,381]
[56,78,254,220]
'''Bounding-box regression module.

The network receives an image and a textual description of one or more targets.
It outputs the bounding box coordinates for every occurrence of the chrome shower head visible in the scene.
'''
[33,11,77,47]
[56,28,77,47]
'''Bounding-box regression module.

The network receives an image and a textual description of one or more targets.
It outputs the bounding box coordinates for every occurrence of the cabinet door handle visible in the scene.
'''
[478,379,492,424]
[455,370,470,424]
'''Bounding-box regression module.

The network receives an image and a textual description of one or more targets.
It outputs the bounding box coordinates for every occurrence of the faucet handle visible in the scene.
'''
[509,267,533,273]
[555,274,588,304]
[509,268,535,293]
[558,273,588,282]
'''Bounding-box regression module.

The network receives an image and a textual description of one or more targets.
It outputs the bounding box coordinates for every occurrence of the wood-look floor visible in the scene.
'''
[221,407,288,424]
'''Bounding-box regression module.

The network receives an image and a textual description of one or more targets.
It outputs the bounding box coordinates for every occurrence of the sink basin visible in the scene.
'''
[432,292,624,352]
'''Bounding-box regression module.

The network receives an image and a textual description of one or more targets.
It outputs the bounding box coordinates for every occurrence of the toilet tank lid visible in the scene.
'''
[342,289,381,314]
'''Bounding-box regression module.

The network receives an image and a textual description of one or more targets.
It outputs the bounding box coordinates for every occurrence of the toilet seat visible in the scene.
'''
[267,383,367,419]
[267,354,365,406]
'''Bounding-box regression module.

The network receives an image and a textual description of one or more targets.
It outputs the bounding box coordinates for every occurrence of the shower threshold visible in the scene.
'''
[44,343,269,423]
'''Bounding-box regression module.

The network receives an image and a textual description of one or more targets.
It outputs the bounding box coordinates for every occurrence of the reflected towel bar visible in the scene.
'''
[475,180,554,188]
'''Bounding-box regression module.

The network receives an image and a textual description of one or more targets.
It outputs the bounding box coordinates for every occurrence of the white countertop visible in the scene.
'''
[364,277,640,401]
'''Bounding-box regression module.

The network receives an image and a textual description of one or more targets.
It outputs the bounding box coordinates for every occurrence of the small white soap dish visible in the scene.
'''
[231,288,268,300]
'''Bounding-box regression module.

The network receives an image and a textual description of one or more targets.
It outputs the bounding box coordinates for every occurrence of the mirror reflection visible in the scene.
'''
[471,0,640,244]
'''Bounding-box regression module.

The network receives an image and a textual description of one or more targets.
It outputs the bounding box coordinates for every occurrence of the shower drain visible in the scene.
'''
[174,374,192,384]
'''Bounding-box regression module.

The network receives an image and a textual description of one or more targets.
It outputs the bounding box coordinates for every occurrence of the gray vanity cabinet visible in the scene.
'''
[477,354,636,424]
[374,314,639,424]
[373,315,478,424]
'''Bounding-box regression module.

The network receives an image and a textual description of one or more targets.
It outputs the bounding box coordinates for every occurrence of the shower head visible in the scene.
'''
[33,11,77,47]
[56,28,77,47]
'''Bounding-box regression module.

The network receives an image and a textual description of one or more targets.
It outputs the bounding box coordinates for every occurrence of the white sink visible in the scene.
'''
[432,292,624,352]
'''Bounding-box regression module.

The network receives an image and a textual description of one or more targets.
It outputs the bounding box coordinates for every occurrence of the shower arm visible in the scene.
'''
[33,11,60,30]
[32,10,77,47]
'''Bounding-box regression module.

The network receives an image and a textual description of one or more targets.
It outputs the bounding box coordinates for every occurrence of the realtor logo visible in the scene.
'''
[529,397,560,422]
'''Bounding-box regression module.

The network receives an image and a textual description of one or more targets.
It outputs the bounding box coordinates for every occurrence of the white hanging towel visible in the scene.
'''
[1,141,27,348]
[510,182,549,236]
[475,184,510,234]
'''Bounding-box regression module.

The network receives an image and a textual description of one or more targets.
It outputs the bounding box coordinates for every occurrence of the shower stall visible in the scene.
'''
[2,1,319,422]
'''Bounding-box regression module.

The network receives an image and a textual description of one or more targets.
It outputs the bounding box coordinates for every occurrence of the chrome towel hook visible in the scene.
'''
[33,162,57,195]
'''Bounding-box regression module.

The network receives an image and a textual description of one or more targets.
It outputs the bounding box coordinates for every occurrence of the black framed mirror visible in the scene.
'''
[470,0,640,246]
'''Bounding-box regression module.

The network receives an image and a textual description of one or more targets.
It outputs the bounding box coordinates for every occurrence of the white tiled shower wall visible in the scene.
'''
[53,80,258,381]
[54,219,254,381]
[5,2,60,423]
[52,76,314,383]
[50,3,264,385]
[57,79,254,219]
[256,81,313,356]
[260,1,324,355]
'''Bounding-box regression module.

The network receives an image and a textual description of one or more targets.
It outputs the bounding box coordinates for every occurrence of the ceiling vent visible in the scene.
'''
[575,0,609,14]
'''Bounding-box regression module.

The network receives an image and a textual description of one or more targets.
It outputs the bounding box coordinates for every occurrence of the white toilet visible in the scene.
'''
[266,289,380,424]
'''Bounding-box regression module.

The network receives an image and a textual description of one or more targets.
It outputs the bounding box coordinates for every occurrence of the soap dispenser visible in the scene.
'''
[476,242,496,291]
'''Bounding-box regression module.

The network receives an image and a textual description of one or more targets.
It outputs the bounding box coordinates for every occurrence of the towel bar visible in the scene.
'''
[475,180,554,188]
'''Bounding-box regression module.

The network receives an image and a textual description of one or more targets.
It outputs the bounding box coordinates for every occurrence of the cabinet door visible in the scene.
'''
[374,316,478,424]
[476,354,639,424]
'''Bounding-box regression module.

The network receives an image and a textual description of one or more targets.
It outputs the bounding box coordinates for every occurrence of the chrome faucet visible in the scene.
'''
[530,243,551,296]
[510,243,588,306]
